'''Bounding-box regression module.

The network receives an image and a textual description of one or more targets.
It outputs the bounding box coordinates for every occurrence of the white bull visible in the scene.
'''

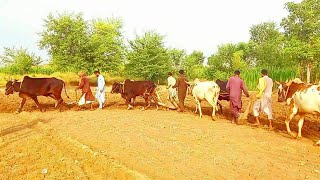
[277,79,320,145]
[188,79,220,120]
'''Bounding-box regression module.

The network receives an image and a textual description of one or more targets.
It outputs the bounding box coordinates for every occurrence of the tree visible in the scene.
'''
[124,31,171,81]
[89,18,125,75]
[39,13,91,72]
[0,47,41,74]
[183,51,206,79]
[281,0,320,83]
[167,48,186,72]
[207,43,237,73]
[206,42,249,80]
[249,22,286,67]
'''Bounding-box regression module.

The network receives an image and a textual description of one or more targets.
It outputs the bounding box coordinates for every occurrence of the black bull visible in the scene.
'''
[215,79,230,113]
[5,76,69,112]
[111,79,160,109]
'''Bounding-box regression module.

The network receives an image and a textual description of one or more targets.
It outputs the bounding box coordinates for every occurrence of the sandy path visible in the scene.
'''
[1,109,319,179]
[1,87,320,179]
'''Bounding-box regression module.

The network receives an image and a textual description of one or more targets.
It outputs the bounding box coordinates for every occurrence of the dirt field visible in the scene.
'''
[0,86,320,179]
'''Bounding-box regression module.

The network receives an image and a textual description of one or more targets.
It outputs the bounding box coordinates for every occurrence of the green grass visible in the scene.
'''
[241,67,298,90]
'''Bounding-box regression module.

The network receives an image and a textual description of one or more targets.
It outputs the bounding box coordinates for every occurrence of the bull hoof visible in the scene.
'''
[211,117,216,121]
[141,107,145,111]
[289,132,297,138]
[296,135,302,140]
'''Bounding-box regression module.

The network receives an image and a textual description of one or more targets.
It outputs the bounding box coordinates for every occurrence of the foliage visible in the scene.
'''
[90,18,125,75]
[207,43,249,81]
[124,31,172,81]
[39,13,124,74]
[182,51,205,79]
[241,67,298,90]
[167,48,186,72]
[39,13,90,72]
[281,0,320,64]
[281,0,320,82]
[0,47,41,74]
[249,22,287,67]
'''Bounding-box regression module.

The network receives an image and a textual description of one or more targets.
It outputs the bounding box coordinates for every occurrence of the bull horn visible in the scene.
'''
[285,80,292,87]
[292,78,303,84]
[275,81,280,85]
[185,81,193,85]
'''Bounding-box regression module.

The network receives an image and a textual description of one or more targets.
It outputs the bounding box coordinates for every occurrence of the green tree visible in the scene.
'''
[39,13,91,72]
[207,43,237,73]
[249,22,286,67]
[0,47,41,74]
[124,31,171,81]
[167,48,186,72]
[206,42,249,80]
[90,18,125,75]
[281,0,320,82]
[183,51,205,79]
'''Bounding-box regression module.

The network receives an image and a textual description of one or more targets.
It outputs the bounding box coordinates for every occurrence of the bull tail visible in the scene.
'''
[63,82,70,99]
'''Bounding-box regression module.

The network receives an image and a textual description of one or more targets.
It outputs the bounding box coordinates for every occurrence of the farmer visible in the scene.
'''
[94,70,106,110]
[173,70,189,112]
[76,71,95,110]
[253,69,273,129]
[166,72,178,109]
[226,70,250,124]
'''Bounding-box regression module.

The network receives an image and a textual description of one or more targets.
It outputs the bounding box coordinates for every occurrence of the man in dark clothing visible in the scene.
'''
[173,70,189,112]
[226,70,250,124]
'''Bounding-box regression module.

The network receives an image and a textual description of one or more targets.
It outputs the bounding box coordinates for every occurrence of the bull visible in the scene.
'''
[187,79,220,120]
[215,79,230,113]
[276,78,320,145]
[5,76,69,112]
[111,79,163,110]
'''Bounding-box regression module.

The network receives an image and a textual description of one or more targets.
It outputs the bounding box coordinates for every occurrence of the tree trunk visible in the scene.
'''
[307,63,311,84]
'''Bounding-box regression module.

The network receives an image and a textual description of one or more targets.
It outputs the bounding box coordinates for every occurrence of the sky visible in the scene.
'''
[0,0,301,62]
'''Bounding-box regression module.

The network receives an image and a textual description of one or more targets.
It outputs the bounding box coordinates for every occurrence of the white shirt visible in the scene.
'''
[263,75,273,99]
[167,76,176,89]
[97,74,105,91]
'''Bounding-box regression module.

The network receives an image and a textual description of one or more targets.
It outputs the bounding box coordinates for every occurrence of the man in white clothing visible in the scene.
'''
[253,69,273,129]
[94,70,106,109]
[167,72,178,109]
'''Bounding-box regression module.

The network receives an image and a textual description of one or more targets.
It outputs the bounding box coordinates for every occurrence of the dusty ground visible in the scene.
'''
[0,86,320,179]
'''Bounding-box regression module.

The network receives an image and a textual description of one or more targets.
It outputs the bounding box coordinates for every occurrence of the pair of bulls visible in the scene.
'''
[112,79,222,120]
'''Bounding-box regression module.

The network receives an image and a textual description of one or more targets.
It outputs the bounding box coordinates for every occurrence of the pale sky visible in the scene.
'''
[0,0,301,61]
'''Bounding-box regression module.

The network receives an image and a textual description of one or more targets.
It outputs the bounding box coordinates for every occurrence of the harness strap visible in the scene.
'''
[284,84,290,100]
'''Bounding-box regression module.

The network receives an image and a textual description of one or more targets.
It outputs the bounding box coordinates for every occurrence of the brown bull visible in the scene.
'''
[5,76,69,112]
[111,79,161,110]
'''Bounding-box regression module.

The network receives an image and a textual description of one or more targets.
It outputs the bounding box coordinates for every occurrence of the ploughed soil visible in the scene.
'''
[0,86,320,179]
